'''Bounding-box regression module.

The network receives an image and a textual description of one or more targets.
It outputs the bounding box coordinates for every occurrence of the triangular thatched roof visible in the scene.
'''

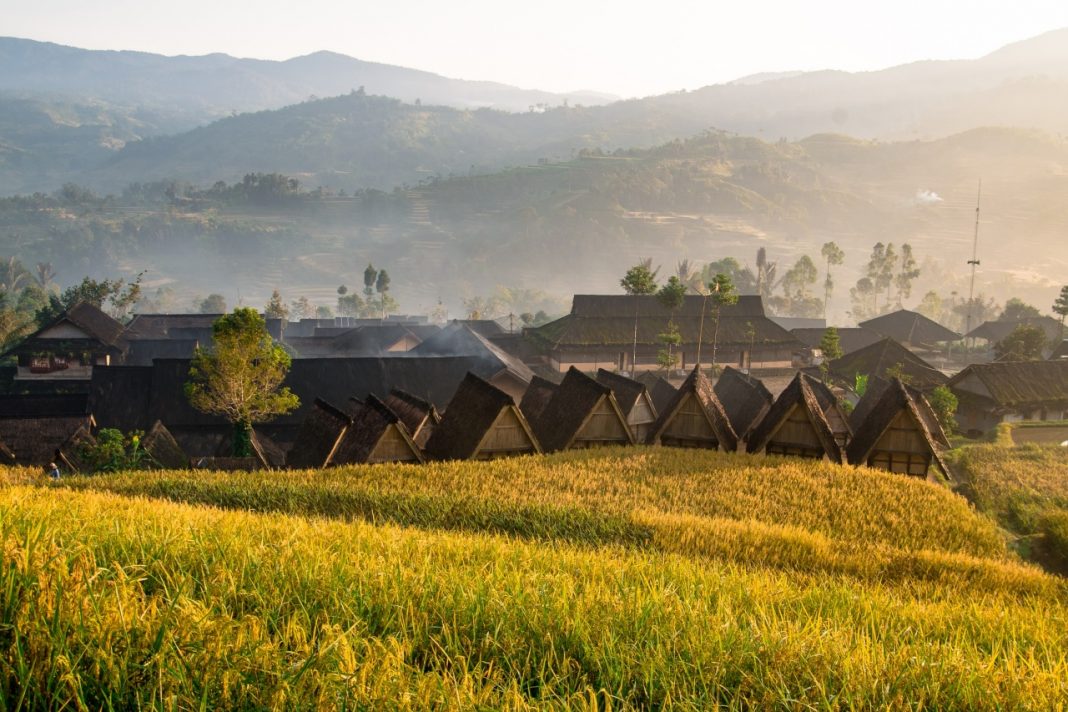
[635,372,678,415]
[596,369,653,418]
[827,338,948,392]
[332,395,423,465]
[647,366,738,451]
[847,378,949,477]
[519,375,558,426]
[859,310,961,345]
[287,398,352,469]
[56,425,96,474]
[142,420,189,469]
[535,367,633,452]
[714,366,773,439]
[424,372,540,460]
[745,373,843,462]
[0,415,96,466]
[383,388,441,445]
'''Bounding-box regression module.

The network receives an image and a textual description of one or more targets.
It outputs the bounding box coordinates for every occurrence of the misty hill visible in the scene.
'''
[4,127,1065,321]
[0,37,615,117]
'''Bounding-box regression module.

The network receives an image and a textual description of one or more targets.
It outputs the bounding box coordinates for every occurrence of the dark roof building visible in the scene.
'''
[409,323,533,400]
[382,389,441,447]
[847,379,949,478]
[965,317,1064,347]
[647,366,738,451]
[826,338,948,392]
[0,414,96,466]
[533,367,633,452]
[424,373,541,461]
[287,398,353,469]
[141,420,189,469]
[332,395,423,465]
[746,373,844,462]
[285,324,423,358]
[519,376,559,426]
[3,302,127,382]
[858,310,960,346]
[713,367,773,439]
[525,294,802,373]
[947,361,1068,434]
[596,369,658,442]
[790,327,884,356]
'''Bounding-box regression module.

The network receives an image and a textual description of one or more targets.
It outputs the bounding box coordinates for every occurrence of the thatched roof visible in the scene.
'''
[745,374,843,462]
[287,324,421,357]
[56,425,96,473]
[859,310,960,345]
[714,367,773,438]
[3,301,126,358]
[804,375,853,443]
[125,339,201,366]
[0,440,14,465]
[635,372,678,415]
[0,415,95,466]
[847,379,949,476]
[0,394,88,418]
[790,327,884,356]
[595,369,652,418]
[383,388,441,437]
[410,323,533,383]
[142,420,189,469]
[125,313,223,339]
[947,361,1068,408]
[287,398,352,469]
[966,317,1064,345]
[827,338,948,391]
[333,394,423,464]
[648,366,738,451]
[519,376,558,426]
[424,372,540,460]
[526,295,799,349]
[534,367,633,452]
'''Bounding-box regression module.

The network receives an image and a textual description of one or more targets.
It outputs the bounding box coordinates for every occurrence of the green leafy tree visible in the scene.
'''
[705,273,738,367]
[656,276,687,371]
[316,305,334,319]
[290,296,314,320]
[264,289,289,320]
[1000,297,1041,321]
[819,326,843,361]
[78,429,155,472]
[198,294,227,314]
[773,255,821,317]
[336,285,364,316]
[363,264,378,299]
[185,308,299,457]
[1053,286,1068,341]
[820,242,845,320]
[995,324,1047,361]
[35,273,144,326]
[620,260,659,372]
[927,386,959,436]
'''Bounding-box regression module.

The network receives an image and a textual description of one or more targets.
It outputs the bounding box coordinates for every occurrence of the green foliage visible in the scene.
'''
[1054,286,1068,339]
[78,429,154,473]
[819,326,843,360]
[995,324,1047,361]
[655,276,687,312]
[927,386,959,435]
[363,263,377,296]
[620,262,658,295]
[185,308,299,453]
[884,362,914,385]
[854,373,869,397]
[1000,297,1041,321]
[263,289,288,320]
[34,273,144,326]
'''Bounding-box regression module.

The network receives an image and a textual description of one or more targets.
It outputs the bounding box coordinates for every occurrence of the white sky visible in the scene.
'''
[6,0,1068,97]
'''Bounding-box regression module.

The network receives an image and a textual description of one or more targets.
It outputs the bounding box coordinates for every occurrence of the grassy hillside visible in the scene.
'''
[2,448,1067,708]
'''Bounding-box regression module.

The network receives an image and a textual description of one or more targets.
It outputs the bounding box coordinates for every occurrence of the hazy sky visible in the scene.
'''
[7,0,1068,97]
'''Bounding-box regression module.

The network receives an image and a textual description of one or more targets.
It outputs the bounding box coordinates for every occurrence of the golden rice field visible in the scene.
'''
[2,447,1068,709]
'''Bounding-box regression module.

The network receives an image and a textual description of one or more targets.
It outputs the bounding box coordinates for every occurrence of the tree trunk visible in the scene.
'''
[233,421,253,457]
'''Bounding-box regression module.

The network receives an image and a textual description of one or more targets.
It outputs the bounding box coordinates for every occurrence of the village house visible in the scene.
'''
[965,317,1064,353]
[847,378,949,478]
[746,373,845,462]
[646,366,738,451]
[532,367,633,452]
[424,372,541,461]
[790,327,884,358]
[947,361,1068,434]
[595,369,658,442]
[825,337,949,393]
[858,310,961,349]
[382,389,441,447]
[524,295,801,374]
[331,395,424,465]
[3,302,127,381]
[713,366,773,439]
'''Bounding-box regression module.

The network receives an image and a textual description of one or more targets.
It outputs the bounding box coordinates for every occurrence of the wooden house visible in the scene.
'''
[3,302,126,381]
[647,366,738,451]
[596,369,658,442]
[519,376,559,427]
[287,398,353,468]
[141,420,189,469]
[332,395,424,465]
[746,373,844,462]
[826,338,948,392]
[804,376,852,447]
[947,361,1068,434]
[424,372,541,460]
[858,310,961,348]
[0,414,96,466]
[847,378,949,478]
[382,389,441,447]
[524,295,802,373]
[965,317,1064,352]
[636,372,678,415]
[713,366,773,439]
[534,367,634,452]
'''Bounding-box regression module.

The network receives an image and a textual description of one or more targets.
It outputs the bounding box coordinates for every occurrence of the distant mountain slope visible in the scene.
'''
[0,37,615,115]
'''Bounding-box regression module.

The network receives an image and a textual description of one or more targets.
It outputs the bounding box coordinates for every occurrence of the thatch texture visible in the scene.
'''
[859,310,961,345]
[519,376,558,426]
[142,420,190,469]
[745,374,843,462]
[383,389,441,447]
[827,338,948,392]
[287,398,352,469]
[847,378,949,477]
[535,367,633,452]
[647,366,738,451]
[333,395,423,464]
[596,369,658,441]
[425,372,540,460]
[948,361,1068,409]
[714,367,773,439]
[0,415,95,466]
[636,372,678,415]
[56,425,97,473]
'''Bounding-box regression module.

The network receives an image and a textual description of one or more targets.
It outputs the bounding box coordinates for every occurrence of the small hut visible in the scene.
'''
[424,372,541,460]
[141,420,189,469]
[713,366,773,439]
[745,373,844,462]
[847,378,949,478]
[287,398,353,469]
[55,425,97,473]
[596,369,658,442]
[383,389,441,447]
[804,376,852,448]
[332,395,424,465]
[535,367,634,452]
[0,414,96,466]
[518,375,559,428]
[647,366,738,451]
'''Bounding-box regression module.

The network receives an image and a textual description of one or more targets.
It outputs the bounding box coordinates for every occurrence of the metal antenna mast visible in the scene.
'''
[965,179,982,340]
